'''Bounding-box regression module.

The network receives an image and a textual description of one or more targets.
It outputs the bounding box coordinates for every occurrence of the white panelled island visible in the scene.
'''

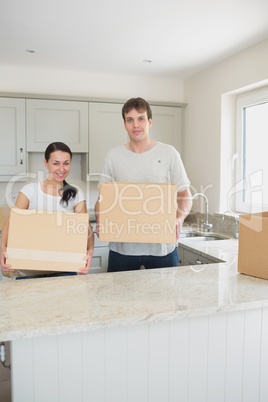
[1,235,268,402]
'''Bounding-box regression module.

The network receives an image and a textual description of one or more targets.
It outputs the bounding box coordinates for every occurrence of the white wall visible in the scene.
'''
[2,38,268,214]
[184,38,268,213]
[0,65,184,103]
[0,67,184,209]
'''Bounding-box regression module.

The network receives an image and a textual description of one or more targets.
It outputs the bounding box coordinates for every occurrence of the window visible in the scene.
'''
[236,86,268,213]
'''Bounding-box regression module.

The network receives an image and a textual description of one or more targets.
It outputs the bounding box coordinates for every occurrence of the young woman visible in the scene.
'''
[0,142,94,279]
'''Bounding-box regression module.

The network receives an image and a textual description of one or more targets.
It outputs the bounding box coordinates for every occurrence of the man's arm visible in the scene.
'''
[176,188,192,240]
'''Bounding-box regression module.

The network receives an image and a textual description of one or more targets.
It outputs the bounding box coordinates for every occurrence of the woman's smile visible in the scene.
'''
[44,150,71,183]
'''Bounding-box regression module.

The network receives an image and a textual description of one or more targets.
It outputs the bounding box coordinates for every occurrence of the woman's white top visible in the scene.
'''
[20,182,85,211]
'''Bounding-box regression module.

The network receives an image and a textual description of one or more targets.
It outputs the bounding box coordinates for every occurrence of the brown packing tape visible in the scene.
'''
[6,258,85,272]
[7,248,85,263]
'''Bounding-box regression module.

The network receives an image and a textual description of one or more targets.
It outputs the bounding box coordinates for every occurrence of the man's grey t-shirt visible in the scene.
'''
[99,142,190,256]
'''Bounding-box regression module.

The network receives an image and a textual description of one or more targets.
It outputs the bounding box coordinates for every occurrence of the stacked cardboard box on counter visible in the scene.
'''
[238,212,268,280]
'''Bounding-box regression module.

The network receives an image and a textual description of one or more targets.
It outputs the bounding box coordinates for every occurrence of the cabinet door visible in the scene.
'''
[90,247,109,274]
[90,234,109,274]
[26,99,88,152]
[150,106,183,154]
[88,102,127,180]
[0,98,26,178]
[182,248,215,266]
[178,247,184,266]
[87,103,184,180]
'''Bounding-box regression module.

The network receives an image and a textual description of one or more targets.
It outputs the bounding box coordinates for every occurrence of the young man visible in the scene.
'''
[95,97,192,272]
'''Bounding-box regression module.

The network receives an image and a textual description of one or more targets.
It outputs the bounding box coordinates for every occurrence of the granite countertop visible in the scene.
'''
[1,231,268,342]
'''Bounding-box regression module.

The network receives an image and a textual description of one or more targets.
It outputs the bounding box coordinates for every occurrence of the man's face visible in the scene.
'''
[124,108,152,143]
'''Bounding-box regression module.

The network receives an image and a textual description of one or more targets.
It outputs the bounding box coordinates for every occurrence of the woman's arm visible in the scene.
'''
[0,192,29,271]
[75,200,94,274]
[0,217,12,271]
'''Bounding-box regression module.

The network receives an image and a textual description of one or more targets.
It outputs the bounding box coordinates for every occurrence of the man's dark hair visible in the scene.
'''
[122,97,152,121]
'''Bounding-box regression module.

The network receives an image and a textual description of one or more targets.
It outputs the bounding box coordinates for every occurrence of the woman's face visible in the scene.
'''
[44,150,71,182]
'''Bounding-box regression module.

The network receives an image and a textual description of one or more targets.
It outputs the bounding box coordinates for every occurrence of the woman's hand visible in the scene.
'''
[77,250,93,275]
[0,249,14,272]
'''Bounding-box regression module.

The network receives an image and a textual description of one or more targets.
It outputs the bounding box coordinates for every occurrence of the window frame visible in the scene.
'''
[236,86,268,213]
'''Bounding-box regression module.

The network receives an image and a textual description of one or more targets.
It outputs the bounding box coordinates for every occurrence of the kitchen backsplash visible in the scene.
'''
[185,211,239,238]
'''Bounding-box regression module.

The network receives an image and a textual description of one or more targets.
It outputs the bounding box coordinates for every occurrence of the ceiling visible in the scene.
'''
[1,0,268,79]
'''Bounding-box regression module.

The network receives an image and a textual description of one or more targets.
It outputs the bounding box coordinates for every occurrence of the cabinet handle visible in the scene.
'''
[20,148,23,165]
[195,259,203,265]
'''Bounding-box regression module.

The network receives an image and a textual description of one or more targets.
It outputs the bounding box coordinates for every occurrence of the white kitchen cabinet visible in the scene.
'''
[150,105,182,152]
[84,102,127,180]
[26,99,88,152]
[11,308,268,402]
[181,247,216,266]
[178,247,184,266]
[0,98,26,180]
[83,102,184,181]
[1,96,185,183]
[90,233,109,274]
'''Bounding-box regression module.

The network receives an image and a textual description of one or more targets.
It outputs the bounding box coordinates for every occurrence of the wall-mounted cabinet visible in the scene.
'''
[83,102,127,181]
[0,98,26,180]
[26,99,88,152]
[0,95,185,182]
[150,105,182,151]
[82,102,184,181]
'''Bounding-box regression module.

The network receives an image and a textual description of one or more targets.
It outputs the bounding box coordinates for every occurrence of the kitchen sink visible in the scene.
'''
[179,232,203,238]
[180,232,230,241]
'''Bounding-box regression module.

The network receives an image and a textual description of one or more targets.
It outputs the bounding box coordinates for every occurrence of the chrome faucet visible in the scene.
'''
[222,210,239,239]
[192,193,213,231]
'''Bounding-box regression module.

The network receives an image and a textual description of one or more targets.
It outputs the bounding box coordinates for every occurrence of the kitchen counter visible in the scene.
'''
[1,232,268,342]
[4,232,268,402]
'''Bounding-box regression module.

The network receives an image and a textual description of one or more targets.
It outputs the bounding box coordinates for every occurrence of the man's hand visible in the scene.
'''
[176,188,193,240]
[176,218,183,241]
